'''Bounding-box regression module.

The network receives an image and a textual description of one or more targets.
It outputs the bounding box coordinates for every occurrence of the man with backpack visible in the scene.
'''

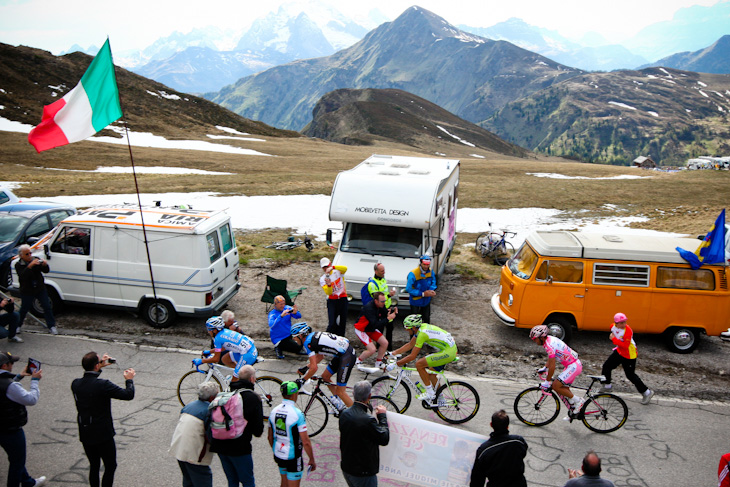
[209,365,264,487]
[354,292,396,369]
[363,263,398,349]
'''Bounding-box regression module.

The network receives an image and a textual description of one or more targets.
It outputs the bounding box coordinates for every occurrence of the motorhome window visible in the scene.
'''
[207,231,221,263]
[508,243,539,280]
[593,263,650,287]
[51,227,91,255]
[340,223,422,258]
[536,260,584,283]
[657,267,715,290]
[219,224,233,253]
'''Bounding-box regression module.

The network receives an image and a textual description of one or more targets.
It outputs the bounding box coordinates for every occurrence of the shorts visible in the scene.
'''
[275,456,303,481]
[325,345,356,386]
[425,345,457,369]
[354,328,383,347]
[231,349,259,368]
[557,360,582,386]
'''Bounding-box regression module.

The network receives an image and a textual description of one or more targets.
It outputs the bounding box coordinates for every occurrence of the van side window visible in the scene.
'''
[219,224,233,253]
[593,263,650,287]
[207,231,221,263]
[536,260,583,283]
[51,227,91,255]
[657,267,715,290]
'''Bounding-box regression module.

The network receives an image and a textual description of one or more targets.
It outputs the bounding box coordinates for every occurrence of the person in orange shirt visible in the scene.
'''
[600,312,654,405]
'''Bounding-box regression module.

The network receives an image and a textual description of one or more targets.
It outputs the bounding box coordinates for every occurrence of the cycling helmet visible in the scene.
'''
[205,316,225,331]
[403,314,423,329]
[613,312,628,323]
[529,325,549,339]
[290,322,312,337]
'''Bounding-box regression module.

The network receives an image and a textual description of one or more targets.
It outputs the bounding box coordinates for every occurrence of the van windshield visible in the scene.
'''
[508,242,539,280]
[340,223,422,258]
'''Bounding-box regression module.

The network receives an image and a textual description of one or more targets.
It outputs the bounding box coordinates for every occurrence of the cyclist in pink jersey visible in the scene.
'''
[530,325,584,411]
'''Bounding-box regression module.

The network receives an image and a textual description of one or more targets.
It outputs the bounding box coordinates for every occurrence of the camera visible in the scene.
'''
[106,357,117,364]
[2,299,14,313]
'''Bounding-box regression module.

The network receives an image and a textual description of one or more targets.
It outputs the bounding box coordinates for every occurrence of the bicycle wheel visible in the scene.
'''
[255,376,283,421]
[434,381,480,424]
[513,387,560,426]
[581,393,628,434]
[370,395,400,413]
[371,376,412,413]
[296,393,329,437]
[484,233,504,258]
[475,233,490,257]
[177,370,222,406]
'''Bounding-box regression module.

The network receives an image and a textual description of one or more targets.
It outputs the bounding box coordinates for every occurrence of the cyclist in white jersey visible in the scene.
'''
[268,381,316,487]
[194,316,258,381]
[529,325,584,411]
[291,323,355,409]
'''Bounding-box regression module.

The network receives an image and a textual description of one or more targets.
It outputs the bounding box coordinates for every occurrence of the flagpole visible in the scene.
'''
[108,38,161,327]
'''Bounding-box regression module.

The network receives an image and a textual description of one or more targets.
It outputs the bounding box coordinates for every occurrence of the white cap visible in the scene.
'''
[320,257,331,268]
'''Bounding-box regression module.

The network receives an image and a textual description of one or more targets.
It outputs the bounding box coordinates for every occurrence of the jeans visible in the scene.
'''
[0,428,36,487]
[18,289,55,329]
[343,471,378,487]
[601,350,648,394]
[326,297,348,336]
[82,438,117,487]
[0,311,20,338]
[177,460,212,487]
[218,453,255,487]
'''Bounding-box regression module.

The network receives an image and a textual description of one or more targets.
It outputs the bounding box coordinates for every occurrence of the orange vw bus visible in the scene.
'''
[490,231,729,353]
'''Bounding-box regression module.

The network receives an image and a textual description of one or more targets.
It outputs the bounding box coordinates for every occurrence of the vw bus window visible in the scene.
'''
[207,231,221,263]
[219,223,233,253]
[535,260,584,283]
[508,243,539,280]
[657,267,715,290]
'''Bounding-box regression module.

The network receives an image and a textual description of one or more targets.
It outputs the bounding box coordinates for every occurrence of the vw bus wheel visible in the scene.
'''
[544,316,573,343]
[143,299,177,328]
[665,327,699,354]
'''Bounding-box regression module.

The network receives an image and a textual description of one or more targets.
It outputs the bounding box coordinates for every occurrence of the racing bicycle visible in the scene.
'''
[369,355,480,424]
[513,369,628,433]
[475,223,516,264]
[176,361,284,420]
[295,375,397,437]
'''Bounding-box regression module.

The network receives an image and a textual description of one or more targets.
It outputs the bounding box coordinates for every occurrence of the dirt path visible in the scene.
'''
[45,261,730,401]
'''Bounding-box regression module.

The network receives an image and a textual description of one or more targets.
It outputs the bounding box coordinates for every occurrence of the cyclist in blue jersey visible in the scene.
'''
[194,316,258,381]
[268,381,316,487]
[291,323,355,409]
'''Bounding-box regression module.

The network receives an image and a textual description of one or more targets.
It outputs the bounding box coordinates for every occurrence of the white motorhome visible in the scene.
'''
[328,154,459,308]
[12,204,240,327]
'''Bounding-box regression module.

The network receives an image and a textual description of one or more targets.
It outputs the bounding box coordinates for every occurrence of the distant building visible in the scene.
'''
[632,156,656,169]
[686,156,729,170]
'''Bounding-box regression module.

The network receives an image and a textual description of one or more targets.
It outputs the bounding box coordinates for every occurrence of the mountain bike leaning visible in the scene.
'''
[475,222,516,264]
[513,368,628,433]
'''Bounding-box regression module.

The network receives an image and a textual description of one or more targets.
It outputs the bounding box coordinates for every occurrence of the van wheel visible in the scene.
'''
[544,316,573,343]
[142,300,177,328]
[665,327,699,354]
[31,286,63,316]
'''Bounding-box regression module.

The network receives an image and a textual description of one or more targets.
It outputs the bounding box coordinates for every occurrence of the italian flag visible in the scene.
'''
[28,38,122,153]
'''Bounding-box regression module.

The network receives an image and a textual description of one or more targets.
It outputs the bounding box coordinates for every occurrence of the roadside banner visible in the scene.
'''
[379,412,486,487]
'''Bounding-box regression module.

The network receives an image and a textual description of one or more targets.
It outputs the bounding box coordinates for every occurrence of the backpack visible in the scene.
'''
[208,390,248,440]
[360,279,376,306]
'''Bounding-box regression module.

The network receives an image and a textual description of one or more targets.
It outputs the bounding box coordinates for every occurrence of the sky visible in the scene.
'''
[0,0,723,55]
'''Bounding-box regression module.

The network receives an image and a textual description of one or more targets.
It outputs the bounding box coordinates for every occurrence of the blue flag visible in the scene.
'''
[676,209,726,269]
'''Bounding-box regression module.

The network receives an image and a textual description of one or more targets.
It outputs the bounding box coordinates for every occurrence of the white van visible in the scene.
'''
[328,154,459,308]
[12,204,240,327]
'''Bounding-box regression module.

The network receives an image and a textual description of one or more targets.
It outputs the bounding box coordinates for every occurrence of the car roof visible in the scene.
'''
[0,202,76,217]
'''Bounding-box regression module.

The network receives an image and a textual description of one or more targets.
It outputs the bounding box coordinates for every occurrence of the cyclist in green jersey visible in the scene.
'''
[390,315,457,402]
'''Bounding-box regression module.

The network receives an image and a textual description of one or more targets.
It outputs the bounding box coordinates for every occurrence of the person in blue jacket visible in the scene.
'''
[406,255,437,324]
[268,295,303,359]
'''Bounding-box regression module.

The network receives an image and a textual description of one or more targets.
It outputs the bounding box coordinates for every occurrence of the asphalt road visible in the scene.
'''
[1,331,727,487]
